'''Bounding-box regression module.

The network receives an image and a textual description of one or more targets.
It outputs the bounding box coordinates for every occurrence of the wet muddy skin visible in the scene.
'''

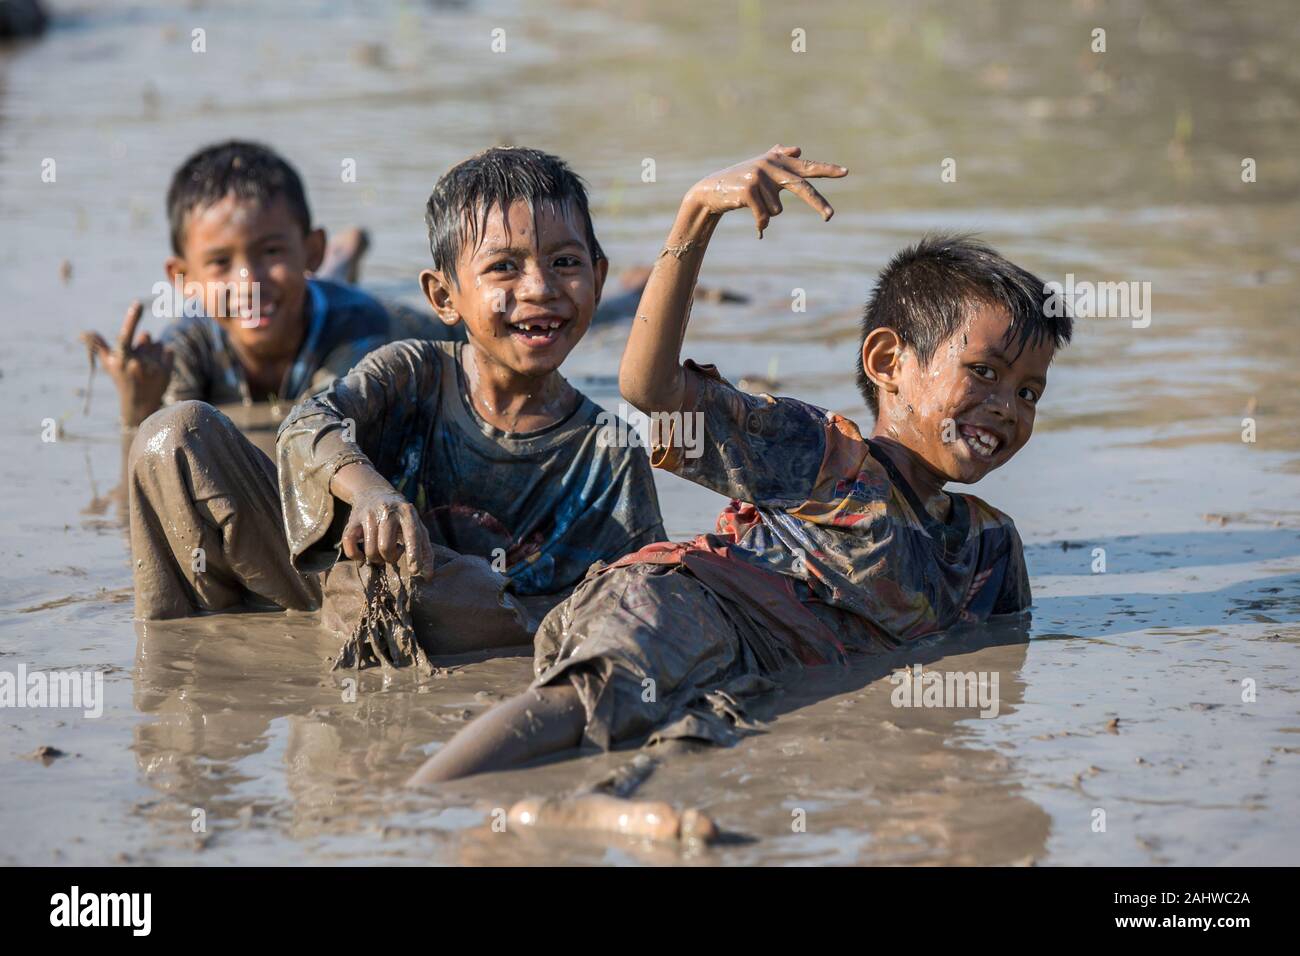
[3,1,1299,864]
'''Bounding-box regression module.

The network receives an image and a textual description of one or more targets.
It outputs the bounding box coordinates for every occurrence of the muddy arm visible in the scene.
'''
[617,199,718,416]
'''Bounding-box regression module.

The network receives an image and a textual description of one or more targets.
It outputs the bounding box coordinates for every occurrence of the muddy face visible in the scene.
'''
[877,303,1055,486]
[435,199,604,383]
[167,193,322,363]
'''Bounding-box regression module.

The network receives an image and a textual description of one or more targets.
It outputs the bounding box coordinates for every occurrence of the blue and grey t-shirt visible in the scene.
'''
[277,339,666,604]
[160,278,438,407]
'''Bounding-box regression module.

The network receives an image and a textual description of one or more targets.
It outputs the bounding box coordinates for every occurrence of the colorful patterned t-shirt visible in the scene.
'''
[653,361,1031,648]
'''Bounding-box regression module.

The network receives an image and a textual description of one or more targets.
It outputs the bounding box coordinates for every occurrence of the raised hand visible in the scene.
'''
[687,144,848,237]
[81,301,175,427]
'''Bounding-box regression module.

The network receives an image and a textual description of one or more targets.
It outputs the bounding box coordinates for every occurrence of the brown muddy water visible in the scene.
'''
[2,0,1299,865]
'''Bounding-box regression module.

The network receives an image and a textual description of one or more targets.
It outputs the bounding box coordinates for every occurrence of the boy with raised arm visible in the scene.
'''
[411,144,1072,785]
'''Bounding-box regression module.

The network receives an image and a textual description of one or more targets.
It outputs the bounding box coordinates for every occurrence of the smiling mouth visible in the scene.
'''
[957,423,1003,459]
[236,300,277,329]
[508,316,566,347]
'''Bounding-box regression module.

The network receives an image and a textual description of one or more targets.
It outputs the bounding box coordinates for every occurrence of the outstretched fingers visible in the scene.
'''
[738,148,848,232]
[777,175,835,221]
[766,148,847,221]
[80,330,113,365]
[115,301,144,357]
[769,144,848,180]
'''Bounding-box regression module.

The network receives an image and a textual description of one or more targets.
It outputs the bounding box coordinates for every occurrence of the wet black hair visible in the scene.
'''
[855,233,1072,415]
[166,140,311,255]
[425,146,604,287]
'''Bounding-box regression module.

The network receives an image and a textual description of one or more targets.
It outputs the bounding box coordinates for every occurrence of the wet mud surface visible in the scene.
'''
[2,0,1298,864]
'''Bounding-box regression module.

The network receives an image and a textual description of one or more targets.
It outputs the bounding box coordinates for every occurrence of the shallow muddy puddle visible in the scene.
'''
[2,0,1298,864]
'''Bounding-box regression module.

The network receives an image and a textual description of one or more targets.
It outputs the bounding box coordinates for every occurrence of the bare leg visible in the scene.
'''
[315,227,370,285]
[592,263,747,326]
[407,684,586,786]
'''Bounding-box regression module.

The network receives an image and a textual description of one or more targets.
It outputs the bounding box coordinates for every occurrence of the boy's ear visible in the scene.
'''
[164,255,187,285]
[862,327,906,404]
[304,228,326,273]
[419,269,461,327]
[592,256,609,306]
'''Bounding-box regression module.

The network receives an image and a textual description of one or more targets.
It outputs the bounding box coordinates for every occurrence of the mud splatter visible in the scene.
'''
[331,563,433,674]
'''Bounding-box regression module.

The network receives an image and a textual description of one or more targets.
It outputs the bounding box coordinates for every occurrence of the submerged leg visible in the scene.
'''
[409,561,767,785]
[407,684,586,786]
[507,792,717,843]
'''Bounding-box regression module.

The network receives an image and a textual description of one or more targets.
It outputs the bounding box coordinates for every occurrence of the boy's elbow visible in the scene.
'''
[618,368,651,413]
[619,362,685,415]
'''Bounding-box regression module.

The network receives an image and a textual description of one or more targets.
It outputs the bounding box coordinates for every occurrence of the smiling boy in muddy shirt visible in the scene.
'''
[82,141,435,435]
[410,145,1074,785]
[129,147,665,650]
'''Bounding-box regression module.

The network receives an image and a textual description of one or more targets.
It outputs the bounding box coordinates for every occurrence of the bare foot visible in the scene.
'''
[617,264,653,292]
[316,227,370,285]
[616,263,748,304]
[506,793,718,844]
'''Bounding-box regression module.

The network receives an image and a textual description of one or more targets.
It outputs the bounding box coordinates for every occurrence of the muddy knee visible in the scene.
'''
[130,401,231,472]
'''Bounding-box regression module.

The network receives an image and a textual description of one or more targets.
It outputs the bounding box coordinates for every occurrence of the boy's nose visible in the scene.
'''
[987,390,1017,425]
[515,263,556,301]
[238,260,272,288]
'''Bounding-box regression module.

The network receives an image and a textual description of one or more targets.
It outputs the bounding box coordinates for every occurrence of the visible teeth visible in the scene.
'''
[512,320,562,334]
[959,424,1001,458]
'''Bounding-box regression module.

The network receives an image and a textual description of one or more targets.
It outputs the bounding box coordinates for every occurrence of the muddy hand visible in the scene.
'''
[688,144,847,238]
[340,487,435,579]
[80,300,174,426]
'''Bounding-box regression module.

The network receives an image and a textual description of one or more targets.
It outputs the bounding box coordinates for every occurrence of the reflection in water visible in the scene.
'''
[124,526,1300,863]
[3,0,1298,864]
[711,615,1049,865]
[130,612,536,856]
[130,604,1048,864]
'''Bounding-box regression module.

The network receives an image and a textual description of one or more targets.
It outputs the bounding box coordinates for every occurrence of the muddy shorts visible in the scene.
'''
[531,545,867,749]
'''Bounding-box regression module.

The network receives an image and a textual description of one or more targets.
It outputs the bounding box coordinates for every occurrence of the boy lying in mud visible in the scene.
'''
[81,140,425,430]
[410,144,1073,785]
[129,147,665,649]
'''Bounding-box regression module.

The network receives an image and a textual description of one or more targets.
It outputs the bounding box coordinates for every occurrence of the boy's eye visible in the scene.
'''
[1018,386,1040,404]
[553,255,581,268]
[207,258,231,270]
[970,364,996,380]
[487,260,516,274]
